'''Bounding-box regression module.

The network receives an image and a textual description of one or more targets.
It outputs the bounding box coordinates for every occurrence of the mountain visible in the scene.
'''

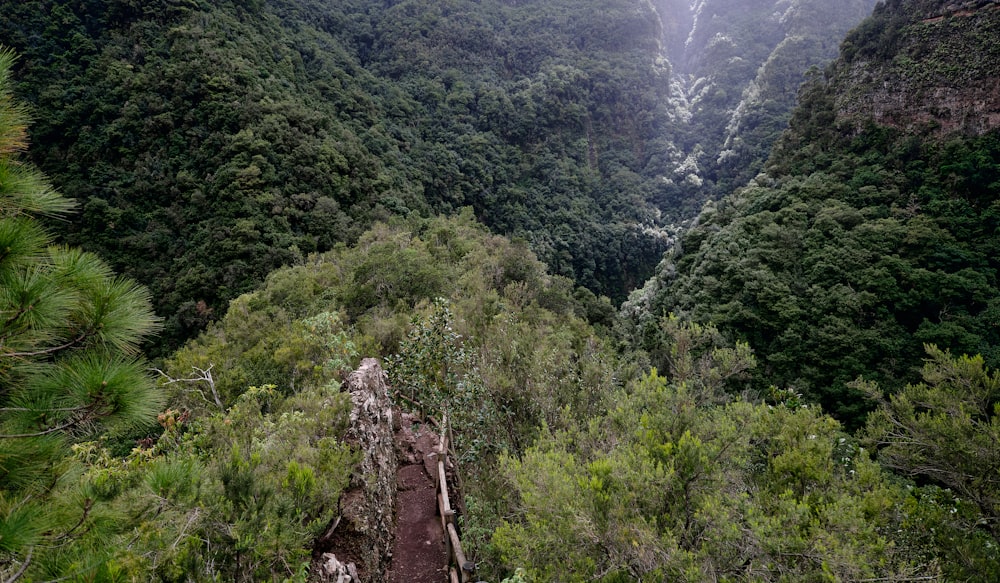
[649,0,878,208]
[627,0,1000,425]
[6,1,1000,579]
[0,0,876,350]
[836,0,1000,134]
[0,0,675,348]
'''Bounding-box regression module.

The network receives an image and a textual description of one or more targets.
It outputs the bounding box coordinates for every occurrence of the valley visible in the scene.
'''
[1,1,998,580]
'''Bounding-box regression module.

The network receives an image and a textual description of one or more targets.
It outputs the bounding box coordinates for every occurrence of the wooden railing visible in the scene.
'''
[433,414,476,583]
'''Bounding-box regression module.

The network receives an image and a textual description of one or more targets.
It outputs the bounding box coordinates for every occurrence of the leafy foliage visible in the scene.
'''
[630,72,1000,426]
[862,346,1000,580]
[599,6,1000,575]
[494,318,931,581]
[7,1,1000,580]
[149,211,620,579]
[108,382,356,582]
[63,236,362,580]
[0,0,682,351]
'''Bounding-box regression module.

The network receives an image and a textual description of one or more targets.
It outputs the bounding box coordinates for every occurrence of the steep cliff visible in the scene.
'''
[650,0,878,196]
[836,0,1000,134]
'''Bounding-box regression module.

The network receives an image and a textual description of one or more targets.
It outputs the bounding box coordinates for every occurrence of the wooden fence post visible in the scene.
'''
[433,411,478,582]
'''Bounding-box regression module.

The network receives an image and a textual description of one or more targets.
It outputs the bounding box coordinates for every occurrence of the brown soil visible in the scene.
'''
[313,410,448,583]
[389,416,448,583]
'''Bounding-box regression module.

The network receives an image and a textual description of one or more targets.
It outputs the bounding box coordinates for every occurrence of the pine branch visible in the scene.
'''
[0,406,88,413]
[53,498,92,542]
[0,419,76,439]
[4,331,90,358]
[2,546,32,583]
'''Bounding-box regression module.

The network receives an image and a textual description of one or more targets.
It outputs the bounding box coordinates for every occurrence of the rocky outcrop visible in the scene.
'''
[317,359,397,583]
[835,0,1000,134]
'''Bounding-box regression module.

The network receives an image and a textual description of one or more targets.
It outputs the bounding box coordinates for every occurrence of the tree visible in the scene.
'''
[494,318,933,582]
[861,345,1000,580]
[0,48,161,579]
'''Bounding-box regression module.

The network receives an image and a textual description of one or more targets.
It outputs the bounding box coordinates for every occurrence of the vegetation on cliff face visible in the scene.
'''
[651,0,878,206]
[603,2,1000,576]
[627,2,1000,426]
[837,0,1000,133]
[628,125,1000,424]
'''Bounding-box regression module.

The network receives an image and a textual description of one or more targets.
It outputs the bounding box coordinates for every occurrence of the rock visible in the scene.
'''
[317,359,398,583]
[320,553,356,583]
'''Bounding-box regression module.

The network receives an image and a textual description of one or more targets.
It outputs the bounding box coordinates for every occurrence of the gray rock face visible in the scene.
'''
[327,358,398,583]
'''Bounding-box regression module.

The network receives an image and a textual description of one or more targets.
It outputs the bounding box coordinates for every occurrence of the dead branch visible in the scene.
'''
[154,365,224,410]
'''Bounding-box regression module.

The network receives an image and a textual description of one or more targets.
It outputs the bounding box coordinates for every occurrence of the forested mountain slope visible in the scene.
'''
[1,0,676,348]
[1,0,876,350]
[627,0,1000,424]
[651,0,878,204]
[7,1,1000,578]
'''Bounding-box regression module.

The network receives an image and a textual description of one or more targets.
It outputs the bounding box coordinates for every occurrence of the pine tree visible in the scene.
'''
[0,48,161,579]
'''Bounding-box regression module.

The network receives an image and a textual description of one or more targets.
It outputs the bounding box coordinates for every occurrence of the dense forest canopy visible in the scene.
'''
[5,0,1000,581]
[0,0,672,348]
[0,0,875,351]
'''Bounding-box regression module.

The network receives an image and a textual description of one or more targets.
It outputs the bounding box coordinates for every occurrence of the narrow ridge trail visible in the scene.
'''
[389,414,448,583]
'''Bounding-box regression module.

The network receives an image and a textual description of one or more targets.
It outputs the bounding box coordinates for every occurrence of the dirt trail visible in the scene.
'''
[389,414,448,583]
